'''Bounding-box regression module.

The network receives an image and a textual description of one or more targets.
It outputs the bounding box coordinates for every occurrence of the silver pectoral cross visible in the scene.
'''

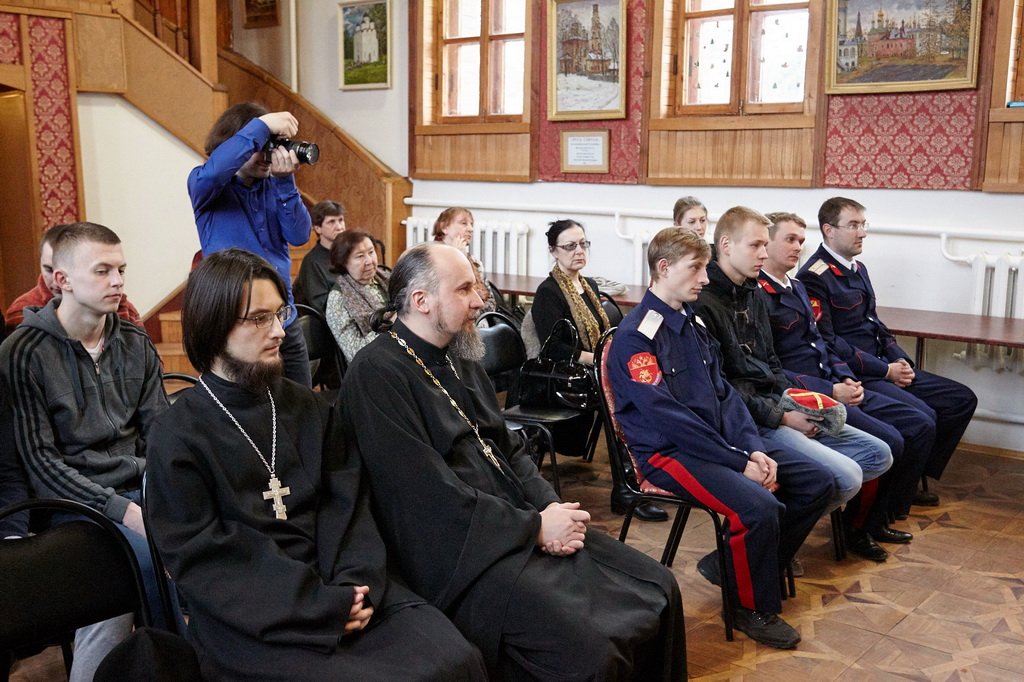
[263,475,291,520]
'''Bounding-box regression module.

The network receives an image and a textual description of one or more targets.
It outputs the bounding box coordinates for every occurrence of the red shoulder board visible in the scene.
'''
[628,352,662,385]
[758,278,777,294]
[808,297,823,321]
[828,263,845,277]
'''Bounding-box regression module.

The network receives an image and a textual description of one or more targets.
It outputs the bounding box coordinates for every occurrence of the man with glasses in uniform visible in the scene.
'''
[798,197,977,509]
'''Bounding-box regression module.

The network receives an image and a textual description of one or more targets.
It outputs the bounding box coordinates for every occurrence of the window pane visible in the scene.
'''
[490,38,525,115]
[686,0,733,10]
[682,16,733,106]
[443,43,481,116]
[445,0,481,39]
[490,0,525,35]
[750,0,804,5]
[747,9,808,104]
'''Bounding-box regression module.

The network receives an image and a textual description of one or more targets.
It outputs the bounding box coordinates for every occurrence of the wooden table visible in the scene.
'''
[489,273,648,307]
[878,306,1024,368]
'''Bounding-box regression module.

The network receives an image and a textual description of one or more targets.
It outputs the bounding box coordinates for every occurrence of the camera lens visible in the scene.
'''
[286,140,320,165]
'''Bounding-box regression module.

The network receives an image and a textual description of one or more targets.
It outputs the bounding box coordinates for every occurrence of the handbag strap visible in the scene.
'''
[538,318,579,361]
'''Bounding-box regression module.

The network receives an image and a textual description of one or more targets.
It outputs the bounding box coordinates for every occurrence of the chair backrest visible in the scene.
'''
[295,303,347,389]
[485,280,525,326]
[594,329,647,495]
[162,372,197,406]
[599,291,624,327]
[0,498,152,653]
[477,310,528,378]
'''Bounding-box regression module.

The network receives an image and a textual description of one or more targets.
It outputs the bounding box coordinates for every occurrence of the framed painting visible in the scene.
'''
[825,0,980,94]
[243,0,279,29]
[338,0,391,90]
[548,0,626,121]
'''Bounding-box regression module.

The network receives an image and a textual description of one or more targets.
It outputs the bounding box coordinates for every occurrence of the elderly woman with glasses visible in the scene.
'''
[531,219,610,366]
[325,230,390,362]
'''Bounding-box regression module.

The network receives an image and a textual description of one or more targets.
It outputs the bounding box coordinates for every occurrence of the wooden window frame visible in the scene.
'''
[434,0,527,125]
[655,0,821,128]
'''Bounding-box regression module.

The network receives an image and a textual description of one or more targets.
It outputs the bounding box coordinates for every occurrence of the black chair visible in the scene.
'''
[598,291,624,328]
[0,498,153,680]
[477,310,593,496]
[162,372,197,406]
[485,280,525,326]
[295,303,347,395]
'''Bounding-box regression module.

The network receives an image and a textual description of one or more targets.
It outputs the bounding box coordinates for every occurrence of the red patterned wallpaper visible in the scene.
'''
[28,16,79,226]
[823,91,977,191]
[537,0,645,184]
[0,12,20,64]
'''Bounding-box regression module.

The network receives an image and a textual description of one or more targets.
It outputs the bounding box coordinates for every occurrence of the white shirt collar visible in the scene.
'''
[822,243,857,271]
[762,270,791,289]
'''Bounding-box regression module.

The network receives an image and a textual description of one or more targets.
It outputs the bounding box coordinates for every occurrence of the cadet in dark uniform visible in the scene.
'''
[798,197,978,507]
[759,211,930,540]
[608,227,833,649]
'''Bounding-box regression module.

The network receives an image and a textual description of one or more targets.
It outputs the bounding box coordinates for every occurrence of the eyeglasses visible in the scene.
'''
[834,221,869,232]
[554,240,592,253]
[238,305,293,329]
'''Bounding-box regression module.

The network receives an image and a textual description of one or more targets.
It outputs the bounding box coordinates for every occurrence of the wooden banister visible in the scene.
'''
[217,49,411,261]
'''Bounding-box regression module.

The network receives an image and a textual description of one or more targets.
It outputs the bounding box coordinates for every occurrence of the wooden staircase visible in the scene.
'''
[155,310,197,376]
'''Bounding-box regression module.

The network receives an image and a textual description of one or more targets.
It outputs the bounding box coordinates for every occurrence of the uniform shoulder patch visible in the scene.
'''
[808,297,823,321]
[628,352,662,385]
[807,259,829,276]
[637,309,664,340]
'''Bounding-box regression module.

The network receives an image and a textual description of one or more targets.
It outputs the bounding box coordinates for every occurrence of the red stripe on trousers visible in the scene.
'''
[648,453,757,610]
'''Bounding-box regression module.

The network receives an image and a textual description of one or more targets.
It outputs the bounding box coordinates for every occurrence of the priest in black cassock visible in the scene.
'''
[146,248,486,681]
[339,242,686,681]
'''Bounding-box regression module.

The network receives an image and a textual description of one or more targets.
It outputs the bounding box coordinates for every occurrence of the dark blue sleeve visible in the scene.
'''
[609,327,757,472]
[187,118,272,213]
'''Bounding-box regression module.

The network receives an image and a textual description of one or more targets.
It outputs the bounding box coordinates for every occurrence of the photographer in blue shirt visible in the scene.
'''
[188,102,313,386]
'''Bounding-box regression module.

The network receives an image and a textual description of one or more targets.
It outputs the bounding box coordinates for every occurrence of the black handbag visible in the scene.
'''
[517,319,598,411]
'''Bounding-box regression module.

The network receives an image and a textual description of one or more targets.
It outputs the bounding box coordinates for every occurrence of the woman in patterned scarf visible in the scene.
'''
[325,230,390,361]
[531,219,611,366]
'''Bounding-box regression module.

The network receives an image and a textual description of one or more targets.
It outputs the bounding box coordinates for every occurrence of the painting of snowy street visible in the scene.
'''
[826,0,979,94]
[548,0,626,121]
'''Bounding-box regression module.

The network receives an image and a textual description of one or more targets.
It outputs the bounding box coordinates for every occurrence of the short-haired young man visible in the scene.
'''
[146,248,485,680]
[5,224,141,333]
[0,222,175,681]
[189,102,313,386]
[341,242,685,679]
[799,197,978,507]
[609,227,832,648]
[759,211,929,539]
[294,199,347,314]
[694,207,895,562]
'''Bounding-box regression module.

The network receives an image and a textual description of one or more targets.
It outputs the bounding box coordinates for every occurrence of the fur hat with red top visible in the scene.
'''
[778,388,847,436]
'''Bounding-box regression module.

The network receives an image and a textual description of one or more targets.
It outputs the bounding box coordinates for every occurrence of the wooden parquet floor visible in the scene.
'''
[559,447,1024,681]
[10,447,1024,681]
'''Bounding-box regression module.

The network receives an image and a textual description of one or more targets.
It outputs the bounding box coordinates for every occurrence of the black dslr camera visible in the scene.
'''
[263,136,320,165]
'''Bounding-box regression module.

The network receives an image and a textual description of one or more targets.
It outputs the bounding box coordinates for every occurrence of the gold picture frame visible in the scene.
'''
[338,0,392,90]
[560,130,610,173]
[825,0,980,94]
[548,0,626,121]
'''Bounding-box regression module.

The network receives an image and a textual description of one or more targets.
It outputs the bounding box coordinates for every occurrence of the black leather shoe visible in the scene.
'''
[610,494,669,522]
[731,608,801,649]
[697,551,722,587]
[913,490,940,506]
[846,527,889,562]
[869,526,913,544]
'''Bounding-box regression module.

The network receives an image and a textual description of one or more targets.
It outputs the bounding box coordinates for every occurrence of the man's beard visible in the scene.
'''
[220,352,284,393]
[446,321,485,362]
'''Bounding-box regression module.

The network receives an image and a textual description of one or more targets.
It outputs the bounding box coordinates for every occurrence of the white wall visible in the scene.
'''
[409,179,1024,452]
[294,0,409,175]
[76,94,201,317]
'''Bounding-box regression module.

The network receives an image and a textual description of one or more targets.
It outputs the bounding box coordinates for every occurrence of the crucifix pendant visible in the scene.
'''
[262,475,291,520]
